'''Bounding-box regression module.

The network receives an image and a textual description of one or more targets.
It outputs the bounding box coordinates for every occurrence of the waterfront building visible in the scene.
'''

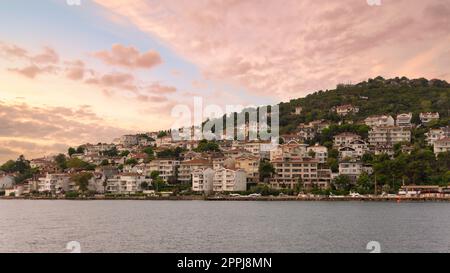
[270,158,319,190]
[38,173,72,193]
[213,168,247,192]
[148,159,180,183]
[178,158,212,184]
[192,168,215,194]
[338,161,363,181]
[235,155,260,183]
[106,173,151,194]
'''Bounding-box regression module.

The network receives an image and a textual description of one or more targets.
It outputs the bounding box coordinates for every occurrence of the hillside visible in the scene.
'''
[278,76,450,134]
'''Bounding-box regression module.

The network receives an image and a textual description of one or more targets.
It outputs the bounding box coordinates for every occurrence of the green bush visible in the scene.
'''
[65,191,79,199]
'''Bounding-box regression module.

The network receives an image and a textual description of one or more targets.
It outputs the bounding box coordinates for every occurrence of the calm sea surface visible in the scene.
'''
[0,200,449,253]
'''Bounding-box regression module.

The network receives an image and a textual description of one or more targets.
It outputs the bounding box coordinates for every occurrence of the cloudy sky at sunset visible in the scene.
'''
[1,0,449,162]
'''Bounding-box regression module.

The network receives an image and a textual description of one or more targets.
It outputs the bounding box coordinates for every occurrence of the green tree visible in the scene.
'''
[333,175,353,193]
[259,160,275,182]
[140,181,149,191]
[55,154,67,170]
[70,172,93,193]
[66,158,95,170]
[68,147,77,157]
[125,158,138,166]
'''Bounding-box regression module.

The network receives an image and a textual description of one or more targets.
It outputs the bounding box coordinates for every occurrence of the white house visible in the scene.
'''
[364,115,395,127]
[335,104,359,116]
[338,161,363,180]
[38,173,72,193]
[396,113,412,127]
[368,126,411,146]
[425,128,448,146]
[213,168,247,192]
[420,112,439,124]
[307,144,328,163]
[106,173,152,194]
[0,175,14,189]
[333,133,362,148]
[434,137,450,155]
[192,168,215,194]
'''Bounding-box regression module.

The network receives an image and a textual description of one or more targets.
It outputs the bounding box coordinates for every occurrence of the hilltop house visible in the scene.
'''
[364,115,395,127]
[425,127,449,146]
[333,133,362,148]
[420,112,439,124]
[396,113,412,127]
[434,137,450,155]
[334,104,359,116]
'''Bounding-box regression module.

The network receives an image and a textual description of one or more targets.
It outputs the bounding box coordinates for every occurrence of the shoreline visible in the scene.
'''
[2,196,450,202]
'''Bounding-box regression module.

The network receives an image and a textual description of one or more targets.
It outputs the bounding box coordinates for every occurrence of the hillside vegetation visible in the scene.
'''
[279,76,450,134]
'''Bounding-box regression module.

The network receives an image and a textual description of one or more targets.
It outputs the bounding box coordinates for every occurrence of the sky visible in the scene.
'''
[0,0,449,162]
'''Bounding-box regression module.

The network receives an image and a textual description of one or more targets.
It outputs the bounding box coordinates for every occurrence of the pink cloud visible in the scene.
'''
[94,43,162,69]
[8,65,57,79]
[147,82,177,94]
[65,60,88,80]
[85,72,137,91]
[94,0,450,100]
[31,46,59,64]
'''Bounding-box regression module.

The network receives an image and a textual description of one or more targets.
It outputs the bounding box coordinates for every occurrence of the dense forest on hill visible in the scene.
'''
[278,76,450,134]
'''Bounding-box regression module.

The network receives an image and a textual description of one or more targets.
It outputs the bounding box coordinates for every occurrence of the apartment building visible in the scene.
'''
[368,126,411,146]
[235,155,260,183]
[192,168,215,194]
[213,168,247,192]
[148,159,180,183]
[270,158,319,189]
[38,173,72,193]
[106,173,151,194]
[338,161,363,181]
[178,158,212,184]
